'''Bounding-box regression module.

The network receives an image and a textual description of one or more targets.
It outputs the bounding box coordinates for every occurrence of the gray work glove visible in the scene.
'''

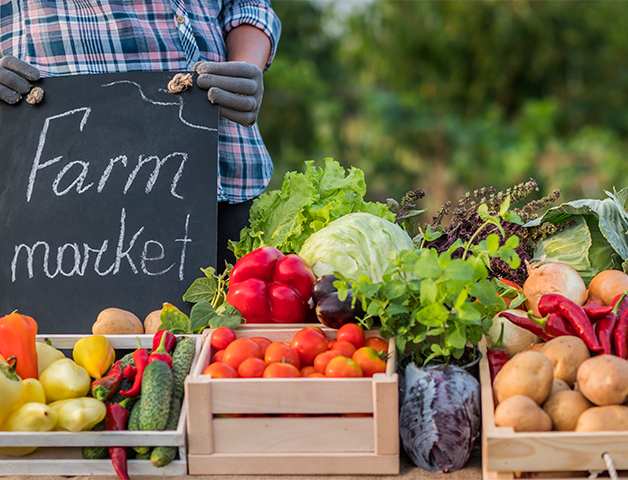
[0,55,40,104]
[194,61,263,128]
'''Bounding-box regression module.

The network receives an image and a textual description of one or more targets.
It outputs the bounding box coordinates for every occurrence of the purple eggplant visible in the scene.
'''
[399,362,480,473]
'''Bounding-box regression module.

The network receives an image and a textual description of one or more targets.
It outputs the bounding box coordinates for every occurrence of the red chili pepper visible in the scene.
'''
[611,292,628,318]
[123,364,136,382]
[538,294,603,352]
[226,247,316,324]
[148,330,173,368]
[543,313,577,338]
[91,360,123,402]
[585,296,605,308]
[610,292,628,358]
[120,338,149,398]
[152,329,177,354]
[487,323,510,382]
[105,397,134,480]
[497,311,552,341]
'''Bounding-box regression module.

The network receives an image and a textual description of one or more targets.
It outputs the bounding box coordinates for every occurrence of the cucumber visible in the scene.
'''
[127,397,150,455]
[171,337,196,399]
[149,396,183,467]
[119,351,135,371]
[81,419,107,459]
[134,449,152,460]
[138,360,172,431]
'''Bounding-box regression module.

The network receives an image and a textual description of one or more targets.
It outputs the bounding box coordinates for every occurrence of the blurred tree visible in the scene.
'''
[260,1,628,219]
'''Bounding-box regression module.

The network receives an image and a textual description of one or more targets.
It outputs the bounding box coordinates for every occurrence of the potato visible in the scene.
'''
[542,390,593,431]
[575,405,628,432]
[518,342,546,354]
[540,336,590,387]
[143,309,163,335]
[493,351,554,405]
[549,378,570,397]
[577,355,628,405]
[92,307,144,335]
[495,395,552,432]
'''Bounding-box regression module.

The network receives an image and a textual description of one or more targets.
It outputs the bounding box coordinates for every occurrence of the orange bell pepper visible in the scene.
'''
[0,312,39,379]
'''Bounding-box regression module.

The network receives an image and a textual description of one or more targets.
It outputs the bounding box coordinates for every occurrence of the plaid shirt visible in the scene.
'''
[0,0,281,203]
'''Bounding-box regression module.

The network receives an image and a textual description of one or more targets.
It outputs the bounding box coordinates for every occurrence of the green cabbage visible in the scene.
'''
[298,212,414,283]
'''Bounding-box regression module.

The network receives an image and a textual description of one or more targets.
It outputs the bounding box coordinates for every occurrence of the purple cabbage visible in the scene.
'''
[399,362,481,473]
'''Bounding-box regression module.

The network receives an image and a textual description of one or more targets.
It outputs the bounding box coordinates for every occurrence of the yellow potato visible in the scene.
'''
[549,378,570,397]
[575,405,628,432]
[543,390,593,431]
[92,308,144,335]
[493,351,554,405]
[143,309,163,335]
[576,355,628,406]
[540,336,590,387]
[495,395,552,432]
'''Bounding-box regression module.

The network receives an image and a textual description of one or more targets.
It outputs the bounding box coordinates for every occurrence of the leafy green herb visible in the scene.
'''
[340,197,522,365]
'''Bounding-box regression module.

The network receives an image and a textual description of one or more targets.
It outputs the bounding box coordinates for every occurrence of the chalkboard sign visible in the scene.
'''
[0,72,218,334]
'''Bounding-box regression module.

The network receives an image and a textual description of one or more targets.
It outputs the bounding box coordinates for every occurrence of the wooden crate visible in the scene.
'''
[480,339,628,480]
[0,334,201,476]
[185,325,399,475]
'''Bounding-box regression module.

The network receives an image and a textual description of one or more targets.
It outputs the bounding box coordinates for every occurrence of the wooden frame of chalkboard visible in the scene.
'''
[0,72,218,334]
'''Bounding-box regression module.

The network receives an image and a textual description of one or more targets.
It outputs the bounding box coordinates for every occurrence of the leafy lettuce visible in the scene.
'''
[526,187,628,284]
[229,158,394,258]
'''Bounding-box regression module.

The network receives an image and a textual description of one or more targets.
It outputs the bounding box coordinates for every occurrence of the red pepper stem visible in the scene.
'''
[527,312,548,327]
[135,336,142,350]
[612,291,628,316]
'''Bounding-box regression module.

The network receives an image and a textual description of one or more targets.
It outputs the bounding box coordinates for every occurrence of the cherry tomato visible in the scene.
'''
[306,326,326,336]
[329,340,357,358]
[222,338,264,370]
[352,347,387,377]
[324,356,363,378]
[300,366,316,377]
[264,342,300,369]
[202,362,238,378]
[336,323,365,349]
[212,349,225,363]
[263,362,301,378]
[313,350,342,374]
[327,339,337,350]
[364,336,388,354]
[290,327,328,366]
[210,327,237,351]
[238,357,267,378]
[307,373,326,378]
[250,336,272,354]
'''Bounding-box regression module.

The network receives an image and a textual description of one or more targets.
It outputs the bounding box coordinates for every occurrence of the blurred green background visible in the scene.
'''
[259,0,628,219]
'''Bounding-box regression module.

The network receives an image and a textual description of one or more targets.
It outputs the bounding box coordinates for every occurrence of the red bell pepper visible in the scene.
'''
[0,312,38,379]
[148,331,173,368]
[226,247,316,324]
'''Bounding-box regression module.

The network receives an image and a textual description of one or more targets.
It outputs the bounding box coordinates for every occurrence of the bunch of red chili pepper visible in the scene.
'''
[497,291,628,358]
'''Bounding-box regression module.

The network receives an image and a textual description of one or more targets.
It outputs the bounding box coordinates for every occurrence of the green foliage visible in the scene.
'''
[261,1,628,219]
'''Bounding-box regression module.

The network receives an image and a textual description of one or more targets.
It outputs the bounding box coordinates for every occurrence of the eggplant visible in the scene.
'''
[399,362,480,473]
[311,274,340,305]
[315,290,364,329]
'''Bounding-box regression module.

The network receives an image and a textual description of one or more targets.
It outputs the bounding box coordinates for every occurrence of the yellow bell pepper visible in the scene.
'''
[49,397,106,432]
[0,402,58,456]
[72,335,115,379]
[0,357,24,427]
[36,341,65,376]
[39,358,91,403]
[13,378,46,411]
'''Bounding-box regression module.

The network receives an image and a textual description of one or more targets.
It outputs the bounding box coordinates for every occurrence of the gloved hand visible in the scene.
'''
[0,55,40,104]
[194,61,263,128]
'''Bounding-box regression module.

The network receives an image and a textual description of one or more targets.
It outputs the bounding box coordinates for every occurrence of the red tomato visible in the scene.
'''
[222,338,264,370]
[202,362,238,378]
[263,362,301,378]
[238,357,267,378]
[305,326,326,336]
[300,366,316,377]
[324,356,363,378]
[212,349,225,363]
[336,323,365,349]
[210,327,237,351]
[290,327,329,366]
[250,336,272,354]
[329,340,357,358]
[307,373,326,378]
[364,336,388,354]
[313,350,342,374]
[327,338,337,350]
[264,342,300,369]
[352,347,387,377]
[497,278,523,309]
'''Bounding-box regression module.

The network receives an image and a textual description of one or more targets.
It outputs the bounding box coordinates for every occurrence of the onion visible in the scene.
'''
[523,261,588,317]
[487,309,540,356]
[588,270,628,306]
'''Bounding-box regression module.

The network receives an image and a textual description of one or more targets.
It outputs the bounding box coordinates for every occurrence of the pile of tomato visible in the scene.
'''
[202,324,389,379]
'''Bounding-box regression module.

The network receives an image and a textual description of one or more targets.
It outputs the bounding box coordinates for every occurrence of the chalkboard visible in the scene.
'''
[0,71,218,334]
